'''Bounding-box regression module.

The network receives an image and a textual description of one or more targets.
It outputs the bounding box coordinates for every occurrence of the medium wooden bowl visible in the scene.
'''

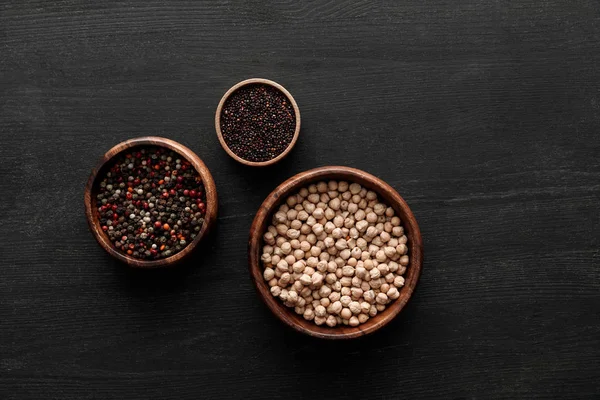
[248,166,423,339]
[84,137,218,268]
[215,78,301,167]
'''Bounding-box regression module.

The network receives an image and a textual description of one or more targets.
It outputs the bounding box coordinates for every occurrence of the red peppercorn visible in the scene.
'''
[133,178,140,186]
[176,176,183,183]
[102,226,108,231]
[162,192,169,198]
[183,189,189,196]
[154,221,162,228]
[169,189,176,196]
[143,202,149,210]
[150,249,157,256]
[189,190,197,198]
[112,205,118,211]
[126,192,132,199]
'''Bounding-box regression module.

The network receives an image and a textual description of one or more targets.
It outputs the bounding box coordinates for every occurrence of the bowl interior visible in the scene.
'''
[85,138,217,268]
[215,78,301,167]
[248,166,423,339]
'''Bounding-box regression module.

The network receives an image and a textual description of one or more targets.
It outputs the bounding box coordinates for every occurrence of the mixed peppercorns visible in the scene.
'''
[95,147,206,260]
[220,84,296,162]
[261,180,409,327]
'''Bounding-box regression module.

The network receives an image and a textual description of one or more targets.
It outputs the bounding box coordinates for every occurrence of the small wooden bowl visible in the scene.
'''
[215,78,301,167]
[84,137,218,268]
[248,166,423,339]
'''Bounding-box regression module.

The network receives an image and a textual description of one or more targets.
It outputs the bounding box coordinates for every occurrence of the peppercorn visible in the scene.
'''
[95,146,206,260]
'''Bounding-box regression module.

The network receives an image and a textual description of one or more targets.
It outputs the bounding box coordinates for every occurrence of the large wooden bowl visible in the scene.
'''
[84,137,218,268]
[248,166,423,339]
[215,78,301,167]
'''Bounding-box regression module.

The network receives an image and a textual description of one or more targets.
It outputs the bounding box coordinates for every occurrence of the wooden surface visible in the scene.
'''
[248,166,424,339]
[84,136,218,268]
[1,0,599,398]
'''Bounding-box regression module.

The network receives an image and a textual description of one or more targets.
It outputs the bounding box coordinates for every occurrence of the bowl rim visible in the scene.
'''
[84,136,218,268]
[215,78,301,167]
[248,166,423,339]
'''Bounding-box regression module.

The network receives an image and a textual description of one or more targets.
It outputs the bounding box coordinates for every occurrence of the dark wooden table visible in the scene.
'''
[1,1,599,399]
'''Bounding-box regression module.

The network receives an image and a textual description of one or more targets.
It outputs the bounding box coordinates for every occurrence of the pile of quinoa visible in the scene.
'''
[95,147,206,260]
[220,84,296,162]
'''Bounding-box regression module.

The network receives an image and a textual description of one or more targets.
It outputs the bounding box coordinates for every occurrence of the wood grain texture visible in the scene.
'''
[215,78,301,166]
[1,0,599,399]
[248,166,423,339]
[84,136,218,268]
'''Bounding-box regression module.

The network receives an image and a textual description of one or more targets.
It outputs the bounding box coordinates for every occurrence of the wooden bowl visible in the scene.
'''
[84,137,218,268]
[248,166,423,339]
[215,78,301,167]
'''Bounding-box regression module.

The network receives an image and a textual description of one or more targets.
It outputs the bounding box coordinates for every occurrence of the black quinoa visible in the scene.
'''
[220,84,296,162]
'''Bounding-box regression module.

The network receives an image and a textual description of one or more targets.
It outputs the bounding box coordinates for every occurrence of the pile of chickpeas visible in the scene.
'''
[261,180,409,327]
